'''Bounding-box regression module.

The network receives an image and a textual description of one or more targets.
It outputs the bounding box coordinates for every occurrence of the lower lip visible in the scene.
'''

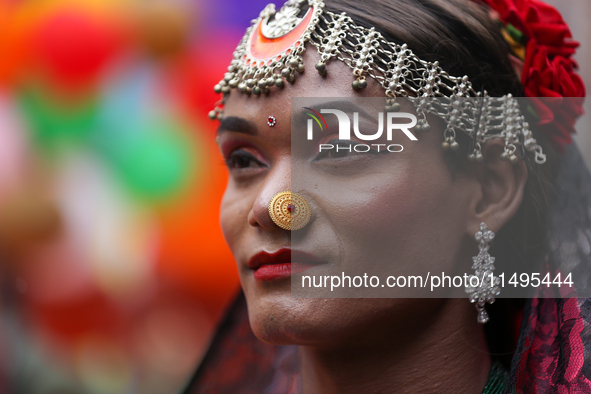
[253,262,314,281]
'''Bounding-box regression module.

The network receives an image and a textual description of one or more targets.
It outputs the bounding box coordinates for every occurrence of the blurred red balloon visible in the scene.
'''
[172,36,238,124]
[31,8,129,88]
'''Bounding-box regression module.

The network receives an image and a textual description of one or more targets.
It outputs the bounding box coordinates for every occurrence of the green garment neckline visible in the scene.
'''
[482,360,510,394]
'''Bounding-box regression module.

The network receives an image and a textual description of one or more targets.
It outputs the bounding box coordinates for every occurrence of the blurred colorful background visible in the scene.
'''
[0,0,273,392]
[0,0,589,393]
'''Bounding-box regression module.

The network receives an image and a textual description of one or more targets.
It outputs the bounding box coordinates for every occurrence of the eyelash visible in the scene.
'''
[314,139,385,160]
[224,150,265,170]
[222,138,385,171]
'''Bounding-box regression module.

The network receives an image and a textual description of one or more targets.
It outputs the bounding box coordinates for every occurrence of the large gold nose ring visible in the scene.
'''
[268,191,311,231]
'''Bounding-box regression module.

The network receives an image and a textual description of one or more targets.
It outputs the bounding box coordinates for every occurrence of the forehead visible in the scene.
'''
[223,45,386,118]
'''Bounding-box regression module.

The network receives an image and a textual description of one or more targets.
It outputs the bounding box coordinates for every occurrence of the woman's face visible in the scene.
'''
[217,48,481,346]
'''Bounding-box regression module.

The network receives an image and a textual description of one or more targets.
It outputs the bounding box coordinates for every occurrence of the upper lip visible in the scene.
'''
[247,248,322,269]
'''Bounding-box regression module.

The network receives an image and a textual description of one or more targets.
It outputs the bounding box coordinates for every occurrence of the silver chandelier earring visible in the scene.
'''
[465,222,501,324]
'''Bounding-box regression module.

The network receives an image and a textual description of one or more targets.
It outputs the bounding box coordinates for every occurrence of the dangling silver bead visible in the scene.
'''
[477,307,489,324]
[315,61,327,75]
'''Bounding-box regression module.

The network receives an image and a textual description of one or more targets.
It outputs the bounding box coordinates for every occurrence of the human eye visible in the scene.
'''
[313,139,383,161]
[225,149,266,171]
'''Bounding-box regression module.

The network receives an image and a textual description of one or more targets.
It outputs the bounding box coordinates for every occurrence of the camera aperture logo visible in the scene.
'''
[303,107,418,153]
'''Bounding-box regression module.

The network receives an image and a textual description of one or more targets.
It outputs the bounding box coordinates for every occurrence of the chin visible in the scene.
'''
[244,294,344,346]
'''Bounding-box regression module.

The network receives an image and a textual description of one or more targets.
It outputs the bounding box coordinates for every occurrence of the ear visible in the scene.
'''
[466,139,528,236]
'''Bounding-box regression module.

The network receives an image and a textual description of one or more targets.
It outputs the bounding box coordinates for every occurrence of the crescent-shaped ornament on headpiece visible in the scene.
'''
[244,1,323,66]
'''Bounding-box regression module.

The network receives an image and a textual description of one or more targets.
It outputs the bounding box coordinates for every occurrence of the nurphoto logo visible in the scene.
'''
[303,107,418,153]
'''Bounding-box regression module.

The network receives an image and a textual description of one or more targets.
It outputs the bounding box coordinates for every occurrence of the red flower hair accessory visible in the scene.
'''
[475,0,586,152]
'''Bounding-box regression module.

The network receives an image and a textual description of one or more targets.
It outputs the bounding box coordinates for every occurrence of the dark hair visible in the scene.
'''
[323,0,522,96]
[322,0,560,367]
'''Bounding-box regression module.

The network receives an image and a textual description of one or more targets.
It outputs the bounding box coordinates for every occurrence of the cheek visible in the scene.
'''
[319,160,469,276]
[320,164,440,238]
[371,176,467,273]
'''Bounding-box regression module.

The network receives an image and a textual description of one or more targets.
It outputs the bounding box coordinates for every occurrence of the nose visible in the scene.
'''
[248,160,290,231]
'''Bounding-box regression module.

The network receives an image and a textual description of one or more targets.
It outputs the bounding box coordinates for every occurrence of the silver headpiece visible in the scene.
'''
[210,0,547,164]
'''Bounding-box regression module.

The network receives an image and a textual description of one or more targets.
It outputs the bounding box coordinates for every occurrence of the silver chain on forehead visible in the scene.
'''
[210,0,547,164]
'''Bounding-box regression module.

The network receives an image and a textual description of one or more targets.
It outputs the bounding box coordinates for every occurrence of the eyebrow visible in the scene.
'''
[216,116,258,136]
[216,101,375,136]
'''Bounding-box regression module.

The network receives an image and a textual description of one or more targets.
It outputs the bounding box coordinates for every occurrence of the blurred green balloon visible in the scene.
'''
[114,122,196,201]
[19,87,98,149]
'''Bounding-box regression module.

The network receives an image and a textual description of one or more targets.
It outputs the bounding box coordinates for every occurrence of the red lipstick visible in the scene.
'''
[247,249,321,281]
